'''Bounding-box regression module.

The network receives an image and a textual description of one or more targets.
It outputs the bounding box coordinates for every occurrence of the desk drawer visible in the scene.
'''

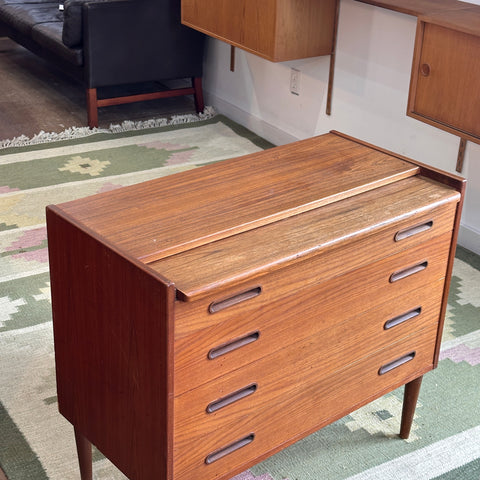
[173,324,437,480]
[174,233,451,394]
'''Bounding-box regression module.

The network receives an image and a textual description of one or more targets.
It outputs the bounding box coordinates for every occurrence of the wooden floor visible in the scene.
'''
[0,37,198,142]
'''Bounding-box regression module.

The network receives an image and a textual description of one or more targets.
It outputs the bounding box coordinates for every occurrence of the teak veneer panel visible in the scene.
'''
[46,211,176,480]
[174,278,446,394]
[56,133,418,264]
[357,0,480,145]
[420,7,480,36]
[173,224,454,340]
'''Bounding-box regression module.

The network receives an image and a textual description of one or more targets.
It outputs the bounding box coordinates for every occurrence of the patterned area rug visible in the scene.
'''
[1,115,479,480]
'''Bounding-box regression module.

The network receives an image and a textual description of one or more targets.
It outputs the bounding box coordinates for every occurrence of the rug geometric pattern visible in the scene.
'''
[1,116,479,480]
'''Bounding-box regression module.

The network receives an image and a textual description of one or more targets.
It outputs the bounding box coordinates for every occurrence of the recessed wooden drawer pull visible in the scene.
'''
[208,331,260,359]
[209,286,262,314]
[205,434,255,464]
[420,63,431,77]
[206,384,258,413]
[394,221,433,241]
[384,307,422,330]
[390,261,428,283]
[378,352,416,375]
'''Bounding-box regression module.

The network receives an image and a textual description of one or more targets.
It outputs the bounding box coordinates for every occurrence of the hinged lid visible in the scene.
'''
[55,132,419,264]
[149,175,460,301]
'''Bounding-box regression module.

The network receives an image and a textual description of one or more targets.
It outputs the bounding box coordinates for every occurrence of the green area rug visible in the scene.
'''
[1,114,479,480]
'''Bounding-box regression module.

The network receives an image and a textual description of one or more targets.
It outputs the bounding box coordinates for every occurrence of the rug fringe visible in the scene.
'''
[0,106,216,149]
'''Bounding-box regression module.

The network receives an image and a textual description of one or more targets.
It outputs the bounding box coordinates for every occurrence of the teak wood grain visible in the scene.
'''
[172,232,451,393]
[181,0,337,62]
[46,131,465,480]
[419,7,480,36]
[175,278,446,393]
[173,326,438,480]
[173,266,449,396]
[46,211,176,479]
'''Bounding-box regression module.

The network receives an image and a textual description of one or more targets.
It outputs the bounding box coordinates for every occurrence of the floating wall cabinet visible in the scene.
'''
[408,14,480,144]
[47,132,465,480]
[181,0,338,62]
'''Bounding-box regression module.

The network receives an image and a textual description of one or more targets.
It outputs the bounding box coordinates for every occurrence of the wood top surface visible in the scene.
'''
[53,132,419,263]
[420,7,480,36]
[355,0,480,35]
[355,0,469,16]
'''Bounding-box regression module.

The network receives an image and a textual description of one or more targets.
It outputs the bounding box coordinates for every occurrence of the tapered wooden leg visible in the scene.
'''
[192,77,204,113]
[74,427,93,480]
[400,375,423,439]
[86,88,99,129]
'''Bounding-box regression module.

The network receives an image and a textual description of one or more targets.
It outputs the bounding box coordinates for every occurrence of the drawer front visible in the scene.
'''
[173,325,437,480]
[174,232,451,394]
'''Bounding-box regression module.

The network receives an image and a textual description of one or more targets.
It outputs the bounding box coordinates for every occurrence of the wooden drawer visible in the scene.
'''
[173,197,456,337]
[174,232,451,394]
[173,324,438,480]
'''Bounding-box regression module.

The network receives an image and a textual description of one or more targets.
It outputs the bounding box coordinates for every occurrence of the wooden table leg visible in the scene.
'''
[74,427,93,480]
[400,375,423,439]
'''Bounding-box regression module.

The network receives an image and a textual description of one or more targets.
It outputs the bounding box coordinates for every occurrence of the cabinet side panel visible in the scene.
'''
[46,207,175,480]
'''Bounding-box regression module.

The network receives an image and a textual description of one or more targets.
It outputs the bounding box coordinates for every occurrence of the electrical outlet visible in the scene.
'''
[290,68,300,95]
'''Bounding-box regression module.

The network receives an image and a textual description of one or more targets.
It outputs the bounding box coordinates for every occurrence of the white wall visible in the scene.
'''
[203,0,480,255]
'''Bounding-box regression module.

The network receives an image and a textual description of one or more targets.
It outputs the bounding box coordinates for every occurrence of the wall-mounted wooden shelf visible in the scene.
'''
[181,0,338,62]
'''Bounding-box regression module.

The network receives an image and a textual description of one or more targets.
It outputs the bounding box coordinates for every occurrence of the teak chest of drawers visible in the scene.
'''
[46,131,465,480]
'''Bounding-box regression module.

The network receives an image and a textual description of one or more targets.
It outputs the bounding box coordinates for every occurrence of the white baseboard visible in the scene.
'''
[458,224,480,255]
[205,91,299,146]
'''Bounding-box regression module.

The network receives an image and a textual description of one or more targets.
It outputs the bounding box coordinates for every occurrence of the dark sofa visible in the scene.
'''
[0,0,205,127]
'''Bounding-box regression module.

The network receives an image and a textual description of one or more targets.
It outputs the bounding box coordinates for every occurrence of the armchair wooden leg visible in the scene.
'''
[86,88,99,129]
[192,77,204,114]
[400,375,423,439]
[74,427,93,480]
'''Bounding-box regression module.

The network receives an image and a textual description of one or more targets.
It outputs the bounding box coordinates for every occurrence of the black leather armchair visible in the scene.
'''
[0,0,206,127]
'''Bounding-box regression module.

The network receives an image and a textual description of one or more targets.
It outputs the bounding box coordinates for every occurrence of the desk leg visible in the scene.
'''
[400,375,423,439]
[74,427,93,480]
